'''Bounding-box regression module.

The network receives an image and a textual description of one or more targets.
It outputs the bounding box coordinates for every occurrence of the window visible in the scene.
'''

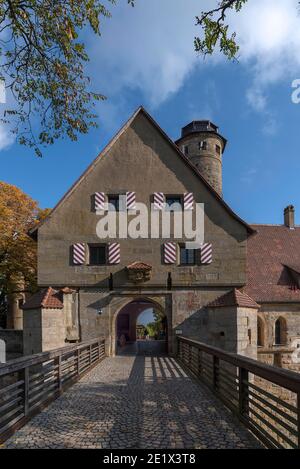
[275,317,287,345]
[199,141,207,151]
[216,144,221,155]
[180,246,195,265]
[89,245,106,265]
[184,145,189,155]
[165,196,182,211]
[108,195,120,211]
[257,317,264,347]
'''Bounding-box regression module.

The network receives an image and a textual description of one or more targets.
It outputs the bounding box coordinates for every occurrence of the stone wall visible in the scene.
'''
[37,111,248,290]
[257,303,300,372]
[23,308,66,354]
[176,132,224,196]
[0,329,23,360]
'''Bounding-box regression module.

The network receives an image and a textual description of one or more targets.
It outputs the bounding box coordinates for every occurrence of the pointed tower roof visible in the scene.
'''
[207,289,259,309]
[22,287,63,310]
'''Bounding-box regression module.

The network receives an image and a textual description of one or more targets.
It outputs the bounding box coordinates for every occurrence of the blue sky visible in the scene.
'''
[1,0,300,225]
[137,309,155,326]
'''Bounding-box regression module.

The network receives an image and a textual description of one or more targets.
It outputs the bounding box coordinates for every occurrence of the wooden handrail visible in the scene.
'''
[179,336,300,394]
[177,336,300,449]
[0,338,106,443]
[0,338,102,377]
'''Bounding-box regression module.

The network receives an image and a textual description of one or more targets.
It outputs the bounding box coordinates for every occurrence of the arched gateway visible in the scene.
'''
[109,296,171,357]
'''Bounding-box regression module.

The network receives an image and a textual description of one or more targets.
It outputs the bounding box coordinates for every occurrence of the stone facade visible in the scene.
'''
[176,130,225,196]
[20,107,300,372]
[257,303,300,372]
[23,307,66,355]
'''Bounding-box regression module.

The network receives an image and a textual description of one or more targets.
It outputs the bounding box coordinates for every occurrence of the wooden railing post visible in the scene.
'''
[198,348,202,377]
[239,367,249,417]
[23,367,29,416]
[57,355,62,394]
[77,348,80,376]
[213,356,219,391]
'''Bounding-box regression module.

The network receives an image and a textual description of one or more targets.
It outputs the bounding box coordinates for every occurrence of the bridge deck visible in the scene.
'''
[3,356,261,449]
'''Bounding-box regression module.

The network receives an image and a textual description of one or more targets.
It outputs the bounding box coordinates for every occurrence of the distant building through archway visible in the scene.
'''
[116,299,167,356]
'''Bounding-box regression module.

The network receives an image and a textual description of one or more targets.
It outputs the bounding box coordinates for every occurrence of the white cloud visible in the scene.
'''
[0,123,14,151]
[87,0,300,131]
[89,0,208,107]
[230,0,300,115]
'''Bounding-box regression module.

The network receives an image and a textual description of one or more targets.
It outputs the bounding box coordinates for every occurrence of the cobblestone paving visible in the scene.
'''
[3,356,261,449]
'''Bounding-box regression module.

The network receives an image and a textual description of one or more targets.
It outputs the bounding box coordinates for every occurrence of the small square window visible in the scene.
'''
[108,195,120,211]
[199,141,207,151]
[89,245,106,265]
[180,246,195,265]
[165,196,182,211]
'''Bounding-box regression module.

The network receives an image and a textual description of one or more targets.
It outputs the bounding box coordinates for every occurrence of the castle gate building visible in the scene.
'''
[22,107,300,371]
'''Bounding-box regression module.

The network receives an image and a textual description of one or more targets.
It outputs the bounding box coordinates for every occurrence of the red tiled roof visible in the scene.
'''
[207,289,259,309]
[22,287,63,310]
[244,225,300,303]
[127,262,152,271]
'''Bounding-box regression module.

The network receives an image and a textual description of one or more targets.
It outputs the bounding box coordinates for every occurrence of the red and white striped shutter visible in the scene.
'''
[200,243,213,264]
[73,243,86,265]
[154,192,164,210]
[184,193,194,211]
[126,192,136,210]
[108,243,120,264]
[94,192,105,211]
[164,242,177,264]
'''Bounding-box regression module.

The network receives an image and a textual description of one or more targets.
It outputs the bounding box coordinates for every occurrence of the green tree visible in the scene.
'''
[194,0,248,60]
[0,0,134,156]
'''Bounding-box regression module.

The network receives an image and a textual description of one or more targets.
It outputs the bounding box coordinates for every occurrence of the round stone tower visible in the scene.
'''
[176,120,227,196]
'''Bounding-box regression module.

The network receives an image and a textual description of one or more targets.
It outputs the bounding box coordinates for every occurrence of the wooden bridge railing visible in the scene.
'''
[177,336,300,449]
[0,338,105,443]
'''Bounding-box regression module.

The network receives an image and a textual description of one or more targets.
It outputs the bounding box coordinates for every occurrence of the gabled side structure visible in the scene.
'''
[22,107,259,357]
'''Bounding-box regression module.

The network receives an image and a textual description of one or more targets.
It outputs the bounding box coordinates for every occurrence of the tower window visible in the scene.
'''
[89,244,107,265]
[183,145,189,155]
[199,141,207,151]
[216,144,221,155]
[180,246,195,265]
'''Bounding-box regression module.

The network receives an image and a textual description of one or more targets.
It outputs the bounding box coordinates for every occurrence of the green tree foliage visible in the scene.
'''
[194,0,248,60]
[0,0,134,156]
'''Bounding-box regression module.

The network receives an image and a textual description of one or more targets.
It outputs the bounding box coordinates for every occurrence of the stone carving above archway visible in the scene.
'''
[126,262,152,283]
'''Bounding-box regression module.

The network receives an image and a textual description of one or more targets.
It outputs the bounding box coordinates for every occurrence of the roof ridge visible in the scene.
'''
[41,286,53,307]
[29,106,255,236]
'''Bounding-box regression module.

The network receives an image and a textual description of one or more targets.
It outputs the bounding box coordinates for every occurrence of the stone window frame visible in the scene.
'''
[274,316,287,346]
[178,243,196,266]
[88,243,108,266]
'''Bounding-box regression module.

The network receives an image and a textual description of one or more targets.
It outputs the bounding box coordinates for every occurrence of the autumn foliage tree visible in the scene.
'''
[0,181,49,327]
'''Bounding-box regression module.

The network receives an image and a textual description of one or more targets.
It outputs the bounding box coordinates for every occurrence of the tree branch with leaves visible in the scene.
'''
[194,0,248,60]
[0,0,134,156]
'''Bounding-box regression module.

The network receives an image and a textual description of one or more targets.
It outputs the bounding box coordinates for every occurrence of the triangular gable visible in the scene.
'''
[30,106,255,237]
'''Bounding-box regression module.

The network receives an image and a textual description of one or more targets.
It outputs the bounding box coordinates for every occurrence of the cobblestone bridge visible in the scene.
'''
[3,355,260,449]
